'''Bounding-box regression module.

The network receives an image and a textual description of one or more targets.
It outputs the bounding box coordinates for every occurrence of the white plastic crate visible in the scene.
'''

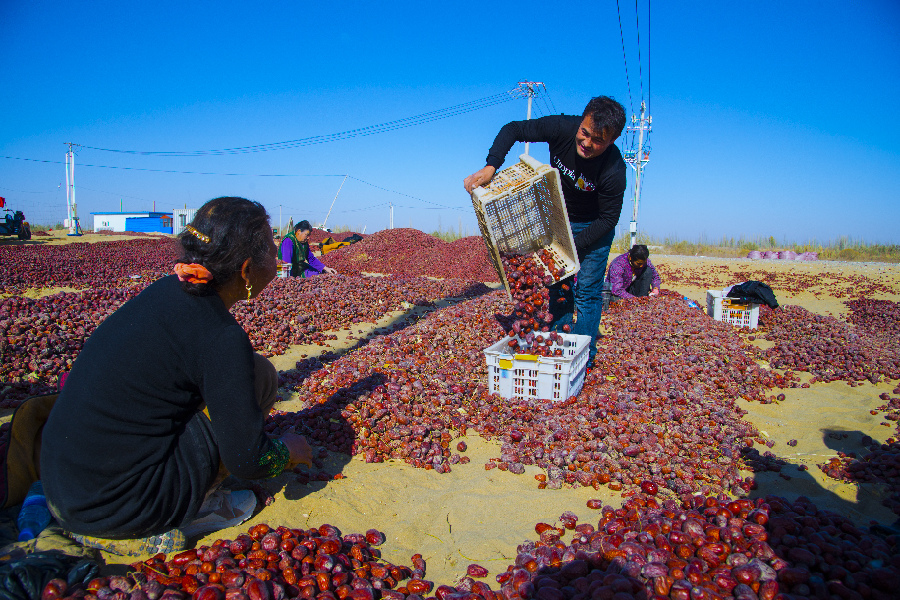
[706,290,760,329]
[483,333,591,401]
[471,154,579,297]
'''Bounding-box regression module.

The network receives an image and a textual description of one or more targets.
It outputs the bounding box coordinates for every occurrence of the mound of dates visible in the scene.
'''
[41,524,443,600]
[495,494,899,600]
[321,229,498,282]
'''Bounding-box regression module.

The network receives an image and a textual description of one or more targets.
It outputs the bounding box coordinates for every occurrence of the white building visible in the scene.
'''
[172,209,198,236]
[91,211,172,233]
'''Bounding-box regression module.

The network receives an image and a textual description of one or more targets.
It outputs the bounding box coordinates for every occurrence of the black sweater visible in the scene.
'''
[485,115,627,249]
[41,275,277,537]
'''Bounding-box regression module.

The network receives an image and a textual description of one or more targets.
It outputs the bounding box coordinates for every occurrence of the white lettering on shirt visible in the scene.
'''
[553,156,596,192]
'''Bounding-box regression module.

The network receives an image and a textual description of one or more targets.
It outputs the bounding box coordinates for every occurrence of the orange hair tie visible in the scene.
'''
[174,263,213,284]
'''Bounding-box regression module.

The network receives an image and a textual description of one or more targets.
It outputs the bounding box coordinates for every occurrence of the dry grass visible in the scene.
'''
[613,232,900,263]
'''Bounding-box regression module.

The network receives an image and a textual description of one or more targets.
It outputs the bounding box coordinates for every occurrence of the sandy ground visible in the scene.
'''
[6,234,900,581]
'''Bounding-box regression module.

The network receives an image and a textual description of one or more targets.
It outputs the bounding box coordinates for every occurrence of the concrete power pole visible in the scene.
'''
[517,81,543,156]
[624,101,652,248]
[64,142,82,236]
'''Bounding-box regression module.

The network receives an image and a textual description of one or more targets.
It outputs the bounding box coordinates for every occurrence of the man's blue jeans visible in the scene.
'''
[548,223,615,363]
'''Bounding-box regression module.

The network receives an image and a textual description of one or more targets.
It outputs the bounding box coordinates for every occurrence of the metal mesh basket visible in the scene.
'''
[471,155,579,296]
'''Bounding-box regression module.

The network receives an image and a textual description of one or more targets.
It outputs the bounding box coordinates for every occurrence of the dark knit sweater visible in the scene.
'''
[41,275,278,538]
[485,114,627,250]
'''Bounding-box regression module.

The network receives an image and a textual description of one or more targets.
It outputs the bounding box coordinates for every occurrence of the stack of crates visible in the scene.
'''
[706,290,760,329]
[470,154,579,296]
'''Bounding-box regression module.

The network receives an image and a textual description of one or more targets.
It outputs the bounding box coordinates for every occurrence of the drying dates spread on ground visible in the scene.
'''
[39,495,900,600]
[495,494,900,600]
[757,305,900,385]
[267,291,804,497]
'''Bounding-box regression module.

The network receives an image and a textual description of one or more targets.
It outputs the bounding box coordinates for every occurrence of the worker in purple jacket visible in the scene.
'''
[607,244,661,300]
[280,221,336,278]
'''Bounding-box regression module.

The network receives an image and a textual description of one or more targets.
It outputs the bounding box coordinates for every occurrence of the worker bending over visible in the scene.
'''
[464,96,627,368]
[280,220,337,277]
[607,244,661,300]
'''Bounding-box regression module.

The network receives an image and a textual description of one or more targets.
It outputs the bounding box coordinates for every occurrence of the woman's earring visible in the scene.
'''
[245,281,252,301]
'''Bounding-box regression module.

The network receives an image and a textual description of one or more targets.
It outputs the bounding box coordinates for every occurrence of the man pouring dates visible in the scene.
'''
[464,96,627,367]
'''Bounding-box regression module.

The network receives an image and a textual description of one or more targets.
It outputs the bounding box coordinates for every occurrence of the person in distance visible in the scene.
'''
[280,220,337,277]
[41,197,313,557]
[464,96,627,367]
[606,243,661,301]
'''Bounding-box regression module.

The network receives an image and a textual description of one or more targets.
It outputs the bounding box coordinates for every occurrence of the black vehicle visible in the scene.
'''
[0,209,32,240]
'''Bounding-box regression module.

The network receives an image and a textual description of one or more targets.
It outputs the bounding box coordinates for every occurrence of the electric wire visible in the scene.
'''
[635,0,644,105]
[347,176,468,212]
[77,186,159,204]
[541,84,559,114]
[538,93,553,117]
[0,185,55,194]
[78,89,526,157]
[2,155,347,177]
[1,155,470,213]
[616,0,635,115]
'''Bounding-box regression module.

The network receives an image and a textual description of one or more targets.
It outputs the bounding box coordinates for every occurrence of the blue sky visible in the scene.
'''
[1,1,898,244]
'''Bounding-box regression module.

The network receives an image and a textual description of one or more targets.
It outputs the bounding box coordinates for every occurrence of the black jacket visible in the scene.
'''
[41,276,278,537]
[486,114,627,249]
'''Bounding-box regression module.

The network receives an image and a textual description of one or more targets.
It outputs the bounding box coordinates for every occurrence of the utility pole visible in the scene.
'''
[321,175,348,231]
[517,81,543,156]
[279,205,282,237]
[624,101,652,248]
[64,142,82,236]
[389,202,394,229]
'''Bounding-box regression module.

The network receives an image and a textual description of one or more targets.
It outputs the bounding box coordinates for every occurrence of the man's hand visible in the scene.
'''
[279,432,313,469]
[649,287,660,297]
[322,267,337,275]
[463,166,497,193]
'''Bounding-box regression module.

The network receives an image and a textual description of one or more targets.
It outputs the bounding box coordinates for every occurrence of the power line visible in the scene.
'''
[1,155,348,177]
[78,185,158,204]
[541,84,559,114]
[348,176,468,212]
[648,0,651,113]
[635,0,644,105]
[0,156,470,213]
[77,89,526,157]
[0,185,57,195]
[536,92,553,117]
[616,0,635,115]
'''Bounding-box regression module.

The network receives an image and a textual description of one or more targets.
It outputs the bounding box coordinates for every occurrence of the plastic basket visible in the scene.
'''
[706,290,760,329]
[471,154,579,296]
[483,333,591,401]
